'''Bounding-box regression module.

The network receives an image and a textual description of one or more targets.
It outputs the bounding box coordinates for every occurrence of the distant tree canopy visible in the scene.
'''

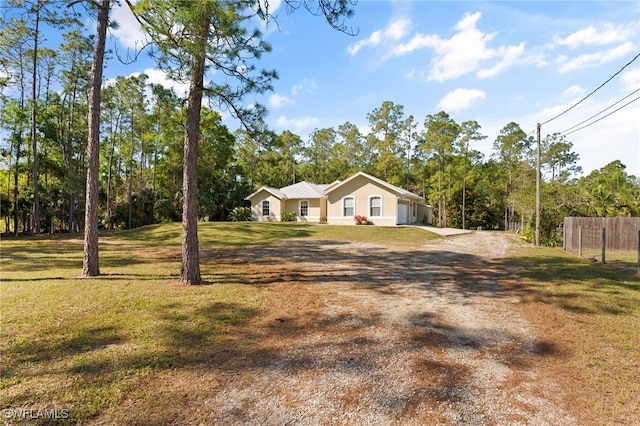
[1,0,637,247]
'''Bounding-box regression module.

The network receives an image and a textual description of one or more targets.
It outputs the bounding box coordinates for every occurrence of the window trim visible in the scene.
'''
[261,200,270,217]
[299,200,309,217]
[343,196,355,217]
[369,195,382,217]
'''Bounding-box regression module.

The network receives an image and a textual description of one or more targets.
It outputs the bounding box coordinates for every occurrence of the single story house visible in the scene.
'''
[245,171,432,226]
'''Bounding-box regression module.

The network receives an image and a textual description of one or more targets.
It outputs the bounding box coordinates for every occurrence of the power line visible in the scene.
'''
[558,87,640,134]
[562,95,640,136]
[540,51,640,126]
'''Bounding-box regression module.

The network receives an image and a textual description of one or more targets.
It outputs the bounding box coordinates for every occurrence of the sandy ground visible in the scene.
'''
[196,232,575,425]
[108,231,576,425]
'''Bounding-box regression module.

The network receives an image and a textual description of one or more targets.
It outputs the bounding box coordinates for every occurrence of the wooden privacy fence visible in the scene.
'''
[563,217,640,251]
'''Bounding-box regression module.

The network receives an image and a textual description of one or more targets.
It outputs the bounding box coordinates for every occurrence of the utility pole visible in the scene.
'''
[536,123,541,246]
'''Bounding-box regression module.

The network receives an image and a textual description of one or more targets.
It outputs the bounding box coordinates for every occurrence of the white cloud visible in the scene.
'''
[489,95,640,177]
[437,88,486,113]
[257,0,282,16]
[621,67,640,91]
[111,2,150,50]
[558,41,636,73]
[347,18,411,56]
[554,23,634,49]
[563,85,585,97]
[534,98,588,126]
[527,96,640,175]
[348,30,383,56]
[477,42,526,78]
[405,68,427,79]
[392,12,526,82]
[269,93,294,108]
[142,68,190,97]
[275,115,319,132]
[387,19,411,41]
[423,12,497,82]
[254,0,283,36]
[291,79,318,96]
[392,33,436,56]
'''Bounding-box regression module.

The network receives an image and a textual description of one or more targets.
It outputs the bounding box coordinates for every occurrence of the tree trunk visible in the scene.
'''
[5,157,10,234]
[106,127,116,230]
[13,136,20,236]
[65,83,77,233]
[128,129,134,230]
[82,0,110,277]
[180,8,210,285]
[31,4,41,234]
[462,163,466,230]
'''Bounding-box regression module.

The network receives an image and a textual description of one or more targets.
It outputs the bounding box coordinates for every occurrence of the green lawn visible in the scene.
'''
[0,222,440,423]
[572,247,639,274]
[1,222,638,424]
[505,246,640,423]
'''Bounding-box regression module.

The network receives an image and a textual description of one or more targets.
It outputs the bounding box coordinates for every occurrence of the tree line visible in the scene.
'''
[1,1,638,278]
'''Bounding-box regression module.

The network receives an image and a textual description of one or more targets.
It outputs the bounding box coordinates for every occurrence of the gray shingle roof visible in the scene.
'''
[245,172,423,202]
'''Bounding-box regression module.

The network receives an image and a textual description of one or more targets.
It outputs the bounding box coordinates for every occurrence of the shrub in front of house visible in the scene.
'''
[280,210,297,222]
[229,206,252,221]
[354,214,372,225]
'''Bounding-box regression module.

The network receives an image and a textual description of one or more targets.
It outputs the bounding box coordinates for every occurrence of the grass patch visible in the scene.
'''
[308,224,441,249]
[0,221,440,423]
[4,222,636,424]
[504,246,640,424]
[114,221,317,246]
[571,248,639,275]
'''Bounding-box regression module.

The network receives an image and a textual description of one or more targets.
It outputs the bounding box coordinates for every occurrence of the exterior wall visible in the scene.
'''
[417,204,433,225]
[326,175,399,226]
[249,190,282,221]
[248,175,424,226]
[282,198,326,222]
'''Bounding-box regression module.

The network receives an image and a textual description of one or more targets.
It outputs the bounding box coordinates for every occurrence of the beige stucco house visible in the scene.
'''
[245,181,329,223]
[245,171,432,226]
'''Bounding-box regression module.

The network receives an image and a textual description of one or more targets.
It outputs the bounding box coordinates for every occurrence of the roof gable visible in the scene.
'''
[245,172,423,202]
[244,186,285,200]
[324,171,423,201]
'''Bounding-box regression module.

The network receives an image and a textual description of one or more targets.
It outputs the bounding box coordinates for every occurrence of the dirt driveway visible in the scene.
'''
[131,231,576,425]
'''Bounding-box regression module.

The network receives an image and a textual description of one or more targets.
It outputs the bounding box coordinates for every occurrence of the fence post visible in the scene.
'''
[637,230,639,276]
[601,227,606,264]
[578,226,582,256]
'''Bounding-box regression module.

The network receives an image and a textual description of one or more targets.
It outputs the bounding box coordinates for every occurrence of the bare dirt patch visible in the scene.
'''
[109,232,577,425]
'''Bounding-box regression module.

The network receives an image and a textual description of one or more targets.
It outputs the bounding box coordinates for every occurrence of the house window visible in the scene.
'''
[343,197,354,217]
[262,200,270,216]
[299,200,309,217]
[412,202,417,217]
[369,196,382,217]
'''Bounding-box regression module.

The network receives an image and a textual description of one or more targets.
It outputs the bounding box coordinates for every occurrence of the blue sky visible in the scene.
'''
[107,1,639,177]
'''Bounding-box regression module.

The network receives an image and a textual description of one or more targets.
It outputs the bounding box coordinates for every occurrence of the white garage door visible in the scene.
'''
[397,203,408,225]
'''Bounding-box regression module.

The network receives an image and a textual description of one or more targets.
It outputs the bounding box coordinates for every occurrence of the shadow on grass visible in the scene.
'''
[1,240,83,272]
[9,326,122,367]
[4,232,636,423]
[503,251,640,315]
[4,295,560,423]
[200,239,512,301]
[197,221,315,247]
[112,222,316,247]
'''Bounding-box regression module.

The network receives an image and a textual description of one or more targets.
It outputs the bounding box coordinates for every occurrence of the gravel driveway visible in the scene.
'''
[165,232,577,425]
